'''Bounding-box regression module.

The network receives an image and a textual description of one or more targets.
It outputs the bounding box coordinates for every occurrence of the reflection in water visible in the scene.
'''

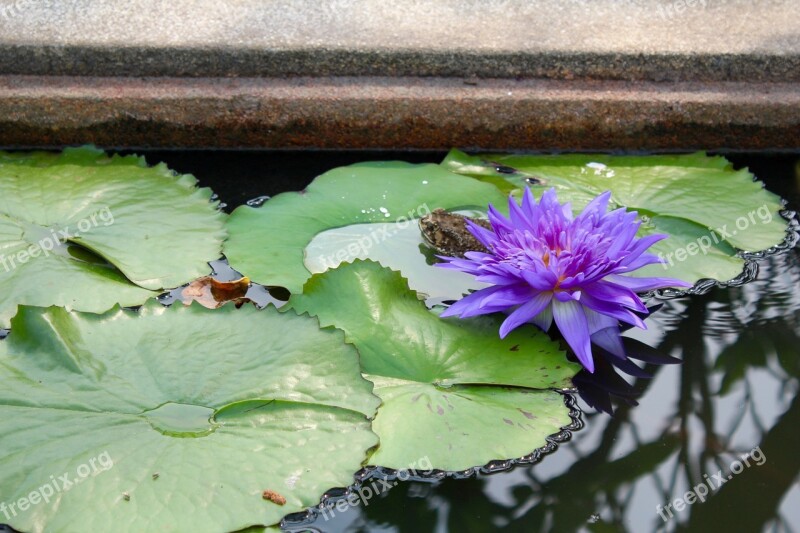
[309,249,800,532]
[147,152,800,532]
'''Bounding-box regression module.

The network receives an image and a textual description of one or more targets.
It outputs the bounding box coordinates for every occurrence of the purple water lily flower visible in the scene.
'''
[438,188,691,373]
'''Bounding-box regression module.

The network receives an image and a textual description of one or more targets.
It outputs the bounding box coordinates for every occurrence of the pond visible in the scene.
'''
[1,149,798,533]
[144,150,800,532]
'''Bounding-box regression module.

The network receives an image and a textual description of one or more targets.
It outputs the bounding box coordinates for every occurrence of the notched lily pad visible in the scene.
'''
[442,150,790,286]
[0,146,227,327]
[288,260,581,471]
[224,161,507,300]
[0,301,379,532]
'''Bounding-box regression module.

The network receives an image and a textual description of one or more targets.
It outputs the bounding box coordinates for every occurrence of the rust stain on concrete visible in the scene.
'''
[0,76,798,150]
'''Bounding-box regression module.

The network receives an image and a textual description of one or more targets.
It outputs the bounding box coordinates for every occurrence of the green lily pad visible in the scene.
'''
[288,260,580,471]
[303,210,491,300]
[0,301,379,532]
[224,161,507,298]
[442,150,789,286]
[0,146,227,327]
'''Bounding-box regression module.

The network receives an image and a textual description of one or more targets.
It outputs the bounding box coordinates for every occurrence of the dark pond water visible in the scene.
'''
[144,150,800,533]
[8,150,799,533]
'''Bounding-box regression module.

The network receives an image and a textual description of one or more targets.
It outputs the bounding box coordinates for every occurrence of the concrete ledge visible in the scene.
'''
[1,0,799,82]
[2,76,798,151]
[1,1,798,149]
[1,46,799,83]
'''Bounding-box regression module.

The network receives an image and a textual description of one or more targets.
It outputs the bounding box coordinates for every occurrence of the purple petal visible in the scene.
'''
[465,220,498,249]
[618,252,665,271]
[532,305,553,331]
[439,288,502,318]
[499,292,553,338]
[626,233,668,259]
[508,193,535,232]
[606,220,641,258]
[582,281,648,313]
[554,290,580,303]
[552,299,595,373]
[606,274,692,292]
[591,327,626,359]
[520,269,559,291]
[539,188,567,222]
[474,273,520,285]
[584,308,618,333]
[521,187,540,220]
[580,293,647,329]
[579,190,611,219]
[476,286,537,308]
[435,257,484,276]
[487,203,514,233]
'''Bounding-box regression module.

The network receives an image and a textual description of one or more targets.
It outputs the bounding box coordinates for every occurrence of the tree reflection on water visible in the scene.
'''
[312,246,799,533]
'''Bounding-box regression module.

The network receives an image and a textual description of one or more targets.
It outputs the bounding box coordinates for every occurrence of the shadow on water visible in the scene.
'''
[299,247,800,533]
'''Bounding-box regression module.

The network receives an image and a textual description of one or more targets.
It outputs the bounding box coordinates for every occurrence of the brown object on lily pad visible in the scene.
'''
[419,208,491,258]
[261,489,286,506]
[181,276,251,309]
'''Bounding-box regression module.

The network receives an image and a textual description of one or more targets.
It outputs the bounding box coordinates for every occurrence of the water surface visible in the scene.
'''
[92,151,800,531]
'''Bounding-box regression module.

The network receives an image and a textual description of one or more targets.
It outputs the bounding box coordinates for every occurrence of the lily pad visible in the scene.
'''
[0,301,379,532]
[303,211,490,300]
[224,161,507,298]
[442,150,789,286]
[0,146,226,326]
[288,260,581,471]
